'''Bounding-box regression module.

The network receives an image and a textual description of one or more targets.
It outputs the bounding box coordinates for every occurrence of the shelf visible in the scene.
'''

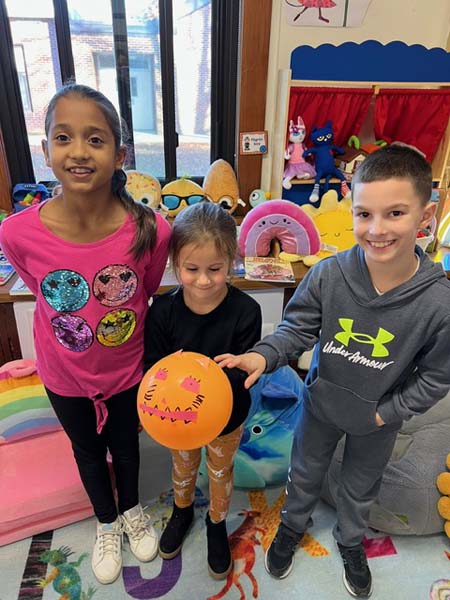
[290,177,443,186]
[290,177,344,185]
[270,43,450,199]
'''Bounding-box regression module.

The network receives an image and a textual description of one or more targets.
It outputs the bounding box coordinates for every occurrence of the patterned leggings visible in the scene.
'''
[171,424,244,522]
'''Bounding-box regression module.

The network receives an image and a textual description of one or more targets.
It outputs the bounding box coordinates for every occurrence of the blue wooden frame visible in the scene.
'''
[290,40,450,83]
[282,41,449,204]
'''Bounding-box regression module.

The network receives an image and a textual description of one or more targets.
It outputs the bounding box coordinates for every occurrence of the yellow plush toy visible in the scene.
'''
[279,190,355,265]
[125,170,161,210]
[160,177,205,218]
[301,190,354,265]
[436,453,450,538]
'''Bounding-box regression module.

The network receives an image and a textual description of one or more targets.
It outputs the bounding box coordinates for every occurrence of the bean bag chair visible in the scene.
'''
[321,391,450,535]
[199,365,304,489]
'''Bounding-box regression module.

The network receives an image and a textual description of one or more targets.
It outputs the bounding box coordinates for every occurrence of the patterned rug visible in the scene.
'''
[2,485,450,600]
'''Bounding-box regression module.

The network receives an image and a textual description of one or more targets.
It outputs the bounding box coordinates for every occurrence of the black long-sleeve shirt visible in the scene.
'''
[144,284,262,435]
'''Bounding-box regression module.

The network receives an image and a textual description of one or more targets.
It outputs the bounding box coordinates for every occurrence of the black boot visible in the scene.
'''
[205,512,232,580]
[158,503,194,559]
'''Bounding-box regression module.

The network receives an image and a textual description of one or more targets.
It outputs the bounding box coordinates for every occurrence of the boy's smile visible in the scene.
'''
[352,178,435,278]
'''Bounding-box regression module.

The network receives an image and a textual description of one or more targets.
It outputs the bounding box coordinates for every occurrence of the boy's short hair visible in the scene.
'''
[352,144,432,205]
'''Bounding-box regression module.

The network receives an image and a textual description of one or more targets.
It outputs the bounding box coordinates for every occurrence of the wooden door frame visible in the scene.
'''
[0,127,12,213]
[236,0,272,215]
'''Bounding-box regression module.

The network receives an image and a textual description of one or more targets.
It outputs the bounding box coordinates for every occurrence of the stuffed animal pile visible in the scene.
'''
[437,453,450,538]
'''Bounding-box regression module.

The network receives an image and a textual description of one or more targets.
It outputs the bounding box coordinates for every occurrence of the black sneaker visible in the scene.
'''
[264,523,303,579]
[158,503,194,559]
[205,512,232,580]
[337,542,373,598]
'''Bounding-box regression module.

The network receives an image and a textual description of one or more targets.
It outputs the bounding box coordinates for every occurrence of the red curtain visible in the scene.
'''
[288,87,373,147]
[374,89,450,162]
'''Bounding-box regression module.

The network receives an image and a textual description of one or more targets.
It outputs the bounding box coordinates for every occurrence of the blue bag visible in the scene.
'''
[12,183,50,212]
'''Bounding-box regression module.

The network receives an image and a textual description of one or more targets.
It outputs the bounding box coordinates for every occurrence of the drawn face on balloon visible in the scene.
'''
[51,314,93,352]
[93,265,138,307]
[41,270,89,312]
[137,351,233,450]
[143,370,203,424]
[96,309,136,347]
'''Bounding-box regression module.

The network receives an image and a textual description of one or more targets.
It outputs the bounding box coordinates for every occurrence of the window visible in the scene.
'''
[0,0,239,186]
[13,45,32,112]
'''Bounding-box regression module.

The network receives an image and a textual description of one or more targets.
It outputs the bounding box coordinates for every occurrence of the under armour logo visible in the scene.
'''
[334,318,394,358]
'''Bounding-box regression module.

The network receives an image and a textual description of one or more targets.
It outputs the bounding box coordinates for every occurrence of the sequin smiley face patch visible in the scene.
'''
[96,309,136,347]
[41,270,89,312]
[51,314,94,352]
[93,264,138,307]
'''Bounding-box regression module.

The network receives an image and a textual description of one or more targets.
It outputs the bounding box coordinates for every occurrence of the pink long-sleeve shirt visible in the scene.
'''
[0,203,171,432]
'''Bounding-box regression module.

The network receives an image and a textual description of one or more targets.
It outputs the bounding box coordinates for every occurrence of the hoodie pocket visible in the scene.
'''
[305,373,378,435]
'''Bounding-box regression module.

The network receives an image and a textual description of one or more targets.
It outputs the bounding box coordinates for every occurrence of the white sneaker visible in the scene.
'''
[122,504,158,562]
[91,518,123,584]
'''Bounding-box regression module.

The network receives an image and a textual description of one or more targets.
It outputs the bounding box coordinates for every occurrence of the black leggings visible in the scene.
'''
[46,384,140,523]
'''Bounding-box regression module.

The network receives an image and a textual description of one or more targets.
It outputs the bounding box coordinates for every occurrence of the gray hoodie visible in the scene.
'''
[252,245,450,435]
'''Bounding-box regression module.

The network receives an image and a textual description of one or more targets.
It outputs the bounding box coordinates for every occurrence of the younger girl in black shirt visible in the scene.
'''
[144,201,262,579]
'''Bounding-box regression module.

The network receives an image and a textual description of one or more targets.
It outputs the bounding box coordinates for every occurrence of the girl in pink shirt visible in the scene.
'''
[0,84,171,585]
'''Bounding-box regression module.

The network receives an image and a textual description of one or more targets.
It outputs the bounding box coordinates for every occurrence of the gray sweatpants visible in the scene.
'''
[281,404,400,547]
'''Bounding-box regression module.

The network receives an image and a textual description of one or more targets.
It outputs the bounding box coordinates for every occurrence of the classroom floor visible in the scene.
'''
[2,433,450,600]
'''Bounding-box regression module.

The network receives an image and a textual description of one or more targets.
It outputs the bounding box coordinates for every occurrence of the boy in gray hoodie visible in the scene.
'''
[216,145,450,598]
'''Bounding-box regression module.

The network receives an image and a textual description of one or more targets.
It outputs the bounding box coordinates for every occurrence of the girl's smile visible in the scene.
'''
[67,166,95,178]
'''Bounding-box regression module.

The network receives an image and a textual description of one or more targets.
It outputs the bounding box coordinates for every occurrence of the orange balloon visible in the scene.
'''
[138,350,233,450]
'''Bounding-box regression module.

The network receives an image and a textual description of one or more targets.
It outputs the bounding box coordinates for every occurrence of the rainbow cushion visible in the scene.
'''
[238,199,320,257]
[0,371,62,444]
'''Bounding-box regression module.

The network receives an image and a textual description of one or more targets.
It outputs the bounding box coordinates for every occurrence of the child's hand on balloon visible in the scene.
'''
[214,352,266,389]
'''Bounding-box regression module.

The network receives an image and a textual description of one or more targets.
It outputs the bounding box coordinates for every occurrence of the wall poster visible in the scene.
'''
[283,0,373,27]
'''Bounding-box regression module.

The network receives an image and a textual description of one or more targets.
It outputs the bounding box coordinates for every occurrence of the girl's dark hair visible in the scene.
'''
[352,144,432,205]
[171,202,237,271]
[45,83,157,260]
